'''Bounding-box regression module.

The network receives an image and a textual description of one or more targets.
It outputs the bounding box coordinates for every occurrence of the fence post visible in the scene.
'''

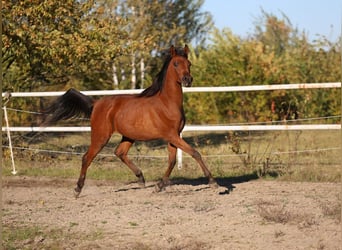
[177,132,183,169]
[3,95,17,175]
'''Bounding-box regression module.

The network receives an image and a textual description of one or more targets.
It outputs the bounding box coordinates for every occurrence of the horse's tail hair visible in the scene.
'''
[41,88,94,125]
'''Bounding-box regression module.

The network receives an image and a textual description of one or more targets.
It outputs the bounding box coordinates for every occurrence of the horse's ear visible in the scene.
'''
[184,44,189,56]
[170,45,176,57]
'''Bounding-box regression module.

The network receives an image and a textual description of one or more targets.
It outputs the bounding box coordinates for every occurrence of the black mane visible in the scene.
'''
[138,55,172,97]
[139,47,188,97]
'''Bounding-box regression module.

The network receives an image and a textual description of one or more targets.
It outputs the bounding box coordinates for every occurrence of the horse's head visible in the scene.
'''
[169,45,193,87]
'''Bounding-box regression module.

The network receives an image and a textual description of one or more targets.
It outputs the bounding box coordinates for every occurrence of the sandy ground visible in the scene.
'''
[2,176,341,250]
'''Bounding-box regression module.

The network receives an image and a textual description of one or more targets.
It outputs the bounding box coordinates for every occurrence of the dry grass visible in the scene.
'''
[2,130,341,182]
[256,200,317,227]
[319,195,342,222]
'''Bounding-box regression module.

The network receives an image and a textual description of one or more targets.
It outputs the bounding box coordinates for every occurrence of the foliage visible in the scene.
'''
[2,0,212,91]
[2,5,340,125]
[186,12,341,124]
[3,0,128,91]
[111,0,213,89]
[3,0,213,125]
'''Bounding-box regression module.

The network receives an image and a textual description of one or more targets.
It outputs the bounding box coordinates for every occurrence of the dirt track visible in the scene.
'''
[2,176,341,249]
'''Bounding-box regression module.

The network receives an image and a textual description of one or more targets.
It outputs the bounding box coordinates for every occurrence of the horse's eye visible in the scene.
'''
[173,61,179,67]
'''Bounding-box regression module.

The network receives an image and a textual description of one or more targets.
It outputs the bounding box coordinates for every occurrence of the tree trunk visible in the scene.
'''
[112,62,119,90]
[131,52,136,89]
[140,57,145,89]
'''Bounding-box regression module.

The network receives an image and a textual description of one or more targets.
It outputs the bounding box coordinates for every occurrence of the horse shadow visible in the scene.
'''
[170,173,258,194]
[115,173,259,195]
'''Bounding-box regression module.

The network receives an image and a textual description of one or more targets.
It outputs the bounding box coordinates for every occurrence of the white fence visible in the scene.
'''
[2,82,341,172]
[2,82,340,98]
[2,82,341,133]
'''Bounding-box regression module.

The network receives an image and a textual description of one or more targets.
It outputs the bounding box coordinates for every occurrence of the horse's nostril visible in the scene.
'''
[182,75,192,83]
[182,75,193,87]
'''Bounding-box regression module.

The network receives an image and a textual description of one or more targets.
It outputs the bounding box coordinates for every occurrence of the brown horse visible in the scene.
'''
[43,45,217,197]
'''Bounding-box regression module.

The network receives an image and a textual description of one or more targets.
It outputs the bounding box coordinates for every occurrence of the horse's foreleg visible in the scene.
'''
[75,144,104,198]
[115,137,145,186]
[75,151,91,197]
[169,136,217,188]
[156,143,177,192]
[75,132,110,198]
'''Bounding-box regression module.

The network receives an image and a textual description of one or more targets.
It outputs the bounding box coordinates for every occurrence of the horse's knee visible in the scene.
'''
[82,152,88,165]
[114,149,124,160]
[191,150,202,160]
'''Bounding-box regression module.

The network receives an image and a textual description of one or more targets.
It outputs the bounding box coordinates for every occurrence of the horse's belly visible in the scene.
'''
[109,97,182,141]
[116,123,165,140]
[114,112,176,140]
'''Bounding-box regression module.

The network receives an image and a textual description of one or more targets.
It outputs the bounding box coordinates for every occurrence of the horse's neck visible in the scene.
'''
[160,73,183,107]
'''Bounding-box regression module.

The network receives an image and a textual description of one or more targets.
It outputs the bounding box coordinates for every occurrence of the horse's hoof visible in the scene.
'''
[137,173,145,185]
[138,181,146,188]
[209,179,219,189]
[154,181,165,192]
[74,187,81,198]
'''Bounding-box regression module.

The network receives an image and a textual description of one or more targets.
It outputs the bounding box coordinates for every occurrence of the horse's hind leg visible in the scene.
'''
[115,136,145,186]
[156,143,177,192]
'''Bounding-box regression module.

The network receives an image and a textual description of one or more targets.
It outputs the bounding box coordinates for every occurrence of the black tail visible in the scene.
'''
[41,88,94,125]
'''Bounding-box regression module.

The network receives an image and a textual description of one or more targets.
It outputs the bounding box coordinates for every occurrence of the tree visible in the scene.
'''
[2,0,130,125]
[188,11,341,124]
[111,0,213,89]
[2,0,129,92]
[2,0,213,125]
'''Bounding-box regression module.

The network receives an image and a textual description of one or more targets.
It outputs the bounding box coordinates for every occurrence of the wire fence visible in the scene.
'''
[2,83,341,176]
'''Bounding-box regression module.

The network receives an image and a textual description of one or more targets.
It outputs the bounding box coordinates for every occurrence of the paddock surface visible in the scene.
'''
[2,176,341,249]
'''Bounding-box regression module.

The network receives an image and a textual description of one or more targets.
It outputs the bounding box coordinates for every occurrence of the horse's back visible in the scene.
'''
[90,95,135,132]
[93,94,136,110]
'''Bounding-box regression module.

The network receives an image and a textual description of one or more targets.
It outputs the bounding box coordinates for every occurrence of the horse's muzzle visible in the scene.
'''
[182,75,193,87]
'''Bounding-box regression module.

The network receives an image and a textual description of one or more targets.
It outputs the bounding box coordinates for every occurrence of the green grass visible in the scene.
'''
[2,224,104,250]
[2,130,341,182]
[3,225,43,247]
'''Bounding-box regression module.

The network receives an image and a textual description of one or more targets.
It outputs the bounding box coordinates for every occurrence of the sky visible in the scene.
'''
[202,0,341,42]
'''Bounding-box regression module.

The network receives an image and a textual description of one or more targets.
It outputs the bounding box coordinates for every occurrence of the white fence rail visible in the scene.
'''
[2,82,341,98]
[3,124,341,133]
